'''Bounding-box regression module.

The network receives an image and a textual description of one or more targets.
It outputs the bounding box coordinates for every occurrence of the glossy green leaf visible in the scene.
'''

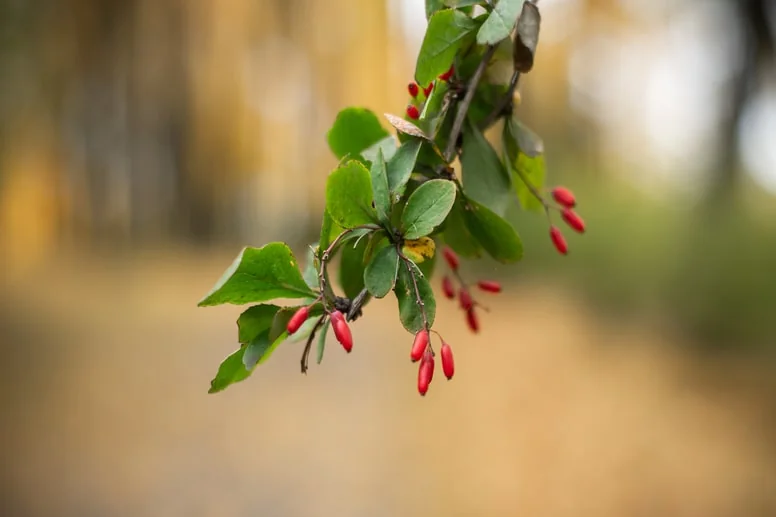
[340,237,368,300]
[325,160,376,229]
[463,198,523,263]
[460,118,512,216]
[327,107,389,159]
[243,330,271,370]
[316,319,330,365]
[394,259,436,334]
[361,136,398,163]
[386,138,422,201]
[503,118,546,212]
[445,0,483,7]
[370,148,391,225]
[401,179,457,240]
[477,0,525,45]
[364,245,400,298]
[425,0,446,20]
[442,199,483,258]
[198,243,315,307]
[415,9,477,87]
[208,348,252,394]
[418,79,452,138]
[237,304,281,345]
[302,245,319,290]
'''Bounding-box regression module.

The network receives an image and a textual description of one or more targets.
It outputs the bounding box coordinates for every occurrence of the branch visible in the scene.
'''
[480,70,521,130]
[444,44,498,163]
[317,224,379,309]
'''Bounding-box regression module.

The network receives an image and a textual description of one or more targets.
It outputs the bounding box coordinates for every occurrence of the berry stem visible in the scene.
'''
[300,314,327,374]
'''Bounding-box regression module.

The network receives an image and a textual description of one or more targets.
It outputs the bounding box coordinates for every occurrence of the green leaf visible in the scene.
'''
[370,148,391,225]
[243,330,271,370]
[445,0,483,7]
[364,246,399,298]
[463,197,523,263]
[208,348,252,394]
[325,160,376,229]
[327,107,389,160]
[340,237,368,300]
[237,304,281,344]
[394,259,436,333]
[198,243,315,307]
[418,80,452,138]
[415,9,477,87]
[503,118,546,212]
[460,118,512,216]
[302,245,319,290]
[361,136,398,163]
[316,319,330,365]
[425,0,446,20]
[319,210,342,252]
[477,0,525,45]
[401,179,457,240]
[386,138,422,200]
[442,199,483,258]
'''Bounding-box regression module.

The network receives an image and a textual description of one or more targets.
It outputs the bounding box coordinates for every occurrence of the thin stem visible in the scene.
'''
[444,44,498,163]
[511,159,551,221]
[317,224,379,308]
[300,314,326,374]
[480,70,521,131]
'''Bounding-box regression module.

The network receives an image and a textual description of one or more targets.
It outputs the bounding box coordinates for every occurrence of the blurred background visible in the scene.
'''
[2,0,776,515]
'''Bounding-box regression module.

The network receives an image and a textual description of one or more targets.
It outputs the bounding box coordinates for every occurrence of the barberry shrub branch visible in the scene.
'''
[199,0,587,396]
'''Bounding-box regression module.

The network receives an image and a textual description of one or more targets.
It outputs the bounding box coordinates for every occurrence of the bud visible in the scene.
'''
[440,342,454,380]
[459,289,473,311]
[551,186,576,208]
[477,280,501,293]
[408,82,419,98]
[417,350,435,396]
[550,226,568,255]
[442,247,459,270]
[406,105,420,120]
[439,65,454,81]
[410,329,429,362]
[465,308,479,333]
[561,208,585,234]
[330,311,353,352]
[442,276,456,299]
[287,305,310,335]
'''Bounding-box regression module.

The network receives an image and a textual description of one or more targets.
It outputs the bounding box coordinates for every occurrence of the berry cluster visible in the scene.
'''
[545,186,585,255]
[406,64,455,120]
[410,329,455,396]
[439,247,502,334]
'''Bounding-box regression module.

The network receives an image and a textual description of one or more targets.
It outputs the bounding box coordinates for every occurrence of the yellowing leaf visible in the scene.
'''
[402,237,436,264]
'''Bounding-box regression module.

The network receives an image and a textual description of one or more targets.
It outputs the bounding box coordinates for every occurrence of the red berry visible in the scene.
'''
[408,82,419,98]
[477,280,502,293]
[465,308,479,333]
[439,65,455,81]
[552,186,576,208]
[442,276,455,299]
[459,289,473,311]
[550,226,568,255]
[406,104,420,120]
[410,329,429,362]
[440,342,454,380]
[561,208,585,234]
[442,247,459,270]
[287,305,310,334]
[330,311,353,352]
[417,350,435,396]
[423,82,434,96]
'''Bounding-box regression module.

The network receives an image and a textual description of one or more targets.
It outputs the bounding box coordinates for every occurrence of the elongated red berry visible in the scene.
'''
[406,104,420,120]
[408,82,419,98]
[410,329,429,362]
[552,186,576,208]
[287,305,310,334]
[459,289,473,311]
[477,280,501,293]
[417,350,435,396]
[550,226,568,255]
[561,208,585,234]
[442,276,455,299]
[465,308,479,333]
[330,311,353,352]
[442,247,459,270]
[440,342,454,380]
[423,82,434,96]
[439,65,454,81]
